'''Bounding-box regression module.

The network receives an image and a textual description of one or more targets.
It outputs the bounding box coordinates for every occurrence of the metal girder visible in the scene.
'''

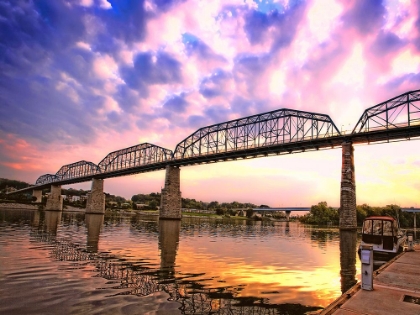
[98,143,173,173]
[353,89,420,133]
[35,174,59,185]
[173,108,341,159]
[55,160,101,181]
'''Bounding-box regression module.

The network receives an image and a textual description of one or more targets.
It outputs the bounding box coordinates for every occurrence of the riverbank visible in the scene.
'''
[0,202,86,212]
[0,202,38,210]
[0,203,292,222]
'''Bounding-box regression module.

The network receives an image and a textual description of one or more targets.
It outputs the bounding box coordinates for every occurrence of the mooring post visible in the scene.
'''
[160,165,182,220]
[86,179,105,214]
[45,185,63,211]
[340,141,357,230]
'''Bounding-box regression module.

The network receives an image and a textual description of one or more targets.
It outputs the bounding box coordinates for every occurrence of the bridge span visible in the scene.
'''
[9,89,420,229]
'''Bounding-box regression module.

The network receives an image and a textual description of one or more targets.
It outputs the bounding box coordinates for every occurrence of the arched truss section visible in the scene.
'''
[174,109,340,159]
[36,174,59,185]
[98,143,173,173]
[353,89,420,133]
[55,160,101,181]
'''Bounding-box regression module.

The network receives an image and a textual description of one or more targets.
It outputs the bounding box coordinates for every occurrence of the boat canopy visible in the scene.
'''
[362,216,401,250]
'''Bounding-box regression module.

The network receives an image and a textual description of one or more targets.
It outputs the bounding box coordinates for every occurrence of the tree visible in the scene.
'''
[149,200,158,210]
[299,202,338,225]
[246,208,254,218]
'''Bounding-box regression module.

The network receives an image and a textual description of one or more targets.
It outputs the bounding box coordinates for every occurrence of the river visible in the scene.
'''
[0,209,361,315]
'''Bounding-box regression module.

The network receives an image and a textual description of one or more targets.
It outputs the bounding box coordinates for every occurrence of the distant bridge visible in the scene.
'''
[9,89,420,227]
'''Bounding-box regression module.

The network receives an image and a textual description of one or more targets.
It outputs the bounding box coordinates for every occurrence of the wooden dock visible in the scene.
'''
[322,245,420,315]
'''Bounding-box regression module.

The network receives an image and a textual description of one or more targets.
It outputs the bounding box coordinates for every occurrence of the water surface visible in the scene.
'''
[0,209,361,314]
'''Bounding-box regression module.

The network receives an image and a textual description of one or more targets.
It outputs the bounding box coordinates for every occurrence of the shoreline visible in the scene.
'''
[0,204,294,221]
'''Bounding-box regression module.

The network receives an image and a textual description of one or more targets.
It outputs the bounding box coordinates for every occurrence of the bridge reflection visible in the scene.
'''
[339,230,357,293]
[28,211,323,314]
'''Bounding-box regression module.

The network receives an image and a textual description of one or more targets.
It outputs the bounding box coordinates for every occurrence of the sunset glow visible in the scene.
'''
[1,0,419,207]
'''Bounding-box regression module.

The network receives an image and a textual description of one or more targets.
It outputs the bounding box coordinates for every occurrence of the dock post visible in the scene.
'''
[340,141,357,230]
[160,165,182,220]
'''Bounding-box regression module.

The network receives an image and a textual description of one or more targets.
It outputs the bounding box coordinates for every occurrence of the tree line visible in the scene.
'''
[299,201,417,228]
[131,192,258,211]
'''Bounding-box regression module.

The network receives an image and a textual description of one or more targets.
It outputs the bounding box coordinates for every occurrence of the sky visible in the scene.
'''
[1,0,420,207]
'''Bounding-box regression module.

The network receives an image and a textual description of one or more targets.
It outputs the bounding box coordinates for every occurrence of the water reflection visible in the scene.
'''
[285,221,290,235]
[45,210,62,235]
[159,219,180,271]
[85,214,104,253]
[1,210,359,314]
[339,230,357,293]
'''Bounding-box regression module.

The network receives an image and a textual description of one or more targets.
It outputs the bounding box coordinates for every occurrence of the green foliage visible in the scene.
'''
[0,178,31,191]
[131,193,160,205]
[182,198,205,209]
[299,201,339,225]
[149,200,158,210]
[300,202,416,228]
[356,204,414,228]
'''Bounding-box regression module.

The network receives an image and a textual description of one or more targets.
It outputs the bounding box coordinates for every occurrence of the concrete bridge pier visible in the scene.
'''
[285,210,291,222]
[32,189,42,203]
[86,179,105,214]
[45,185,63,211]
[160,165,182,220]
[339,141,357,230]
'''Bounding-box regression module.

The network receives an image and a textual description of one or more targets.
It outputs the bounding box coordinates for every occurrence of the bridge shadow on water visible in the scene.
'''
[3,210,363,315]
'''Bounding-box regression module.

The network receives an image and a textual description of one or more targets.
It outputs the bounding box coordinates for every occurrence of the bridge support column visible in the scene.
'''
[86,179,105,214]
[285,210,291,222]
[32,189,42,203]
[340,141,357,230]
[45,185,63,211]
[160,165,182,220]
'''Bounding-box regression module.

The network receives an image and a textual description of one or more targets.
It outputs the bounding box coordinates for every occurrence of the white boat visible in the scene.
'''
[359,216,406,258]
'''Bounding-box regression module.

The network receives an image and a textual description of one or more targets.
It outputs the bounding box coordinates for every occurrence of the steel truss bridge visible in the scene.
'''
[15,89,420,192]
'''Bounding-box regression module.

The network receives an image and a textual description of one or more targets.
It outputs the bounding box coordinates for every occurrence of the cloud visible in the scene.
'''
[1,0,420,208]
[341,0,386,35]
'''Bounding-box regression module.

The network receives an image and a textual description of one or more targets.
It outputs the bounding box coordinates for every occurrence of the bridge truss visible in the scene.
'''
[35,174,59,185]
[352,89,420,143]
[173,109,341,160]
[98,143,173,173]
[55,160,101,181]
[18,89,420,194]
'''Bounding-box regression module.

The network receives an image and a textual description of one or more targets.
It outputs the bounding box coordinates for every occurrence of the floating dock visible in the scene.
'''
[322,244,420,315]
